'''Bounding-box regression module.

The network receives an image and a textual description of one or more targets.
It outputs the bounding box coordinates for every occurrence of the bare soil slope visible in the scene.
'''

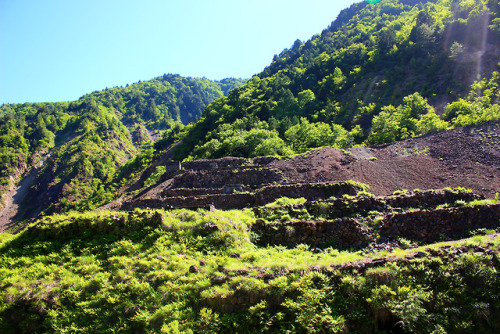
[271,121,500,197]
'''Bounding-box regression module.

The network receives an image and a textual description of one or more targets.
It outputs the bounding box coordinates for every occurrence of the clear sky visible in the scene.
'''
[0,0,359,104]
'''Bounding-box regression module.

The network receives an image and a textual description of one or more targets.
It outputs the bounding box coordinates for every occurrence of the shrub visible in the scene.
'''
[265,197,307,207]
[144,166,167,187]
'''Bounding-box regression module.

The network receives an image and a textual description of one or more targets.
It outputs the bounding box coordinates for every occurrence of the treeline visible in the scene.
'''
[169,0,500,160]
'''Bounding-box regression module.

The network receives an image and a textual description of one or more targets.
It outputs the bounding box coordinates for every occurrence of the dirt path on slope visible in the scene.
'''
[0,157,47,232]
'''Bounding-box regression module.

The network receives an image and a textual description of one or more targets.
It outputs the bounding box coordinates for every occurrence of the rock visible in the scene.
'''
[189,265,200,273]
[414,251,426,258]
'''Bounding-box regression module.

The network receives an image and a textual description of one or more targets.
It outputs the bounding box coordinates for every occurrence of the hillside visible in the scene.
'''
[4,0,500,225]
[1,0,500,332]
[169,0,500,160]
[0,75,245,225]
[91,120,498,216]
[1,185,499,332]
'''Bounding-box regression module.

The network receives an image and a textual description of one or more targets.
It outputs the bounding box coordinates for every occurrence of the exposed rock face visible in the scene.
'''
[254,183,359,204]
[121,193,255,211]
[171,167,284,189]
[182,157,248,171]
[253,218,374,249]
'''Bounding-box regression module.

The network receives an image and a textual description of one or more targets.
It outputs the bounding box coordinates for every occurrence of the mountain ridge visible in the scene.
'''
[170,0,500,160]
[1,1,500,332]
[0,75,245,224]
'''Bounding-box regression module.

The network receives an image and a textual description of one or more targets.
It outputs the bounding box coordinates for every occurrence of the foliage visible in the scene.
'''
[264,197,307,207]
[144,166,167,187]
[0,75,245,219]
[443,70,500,127]
[2,0,500,331]
[172,0,500,159]
[82,74,245,127]
[285,117,350,153]
[367,92,450,144]
[0,209,499,333]
[186,116,293,159]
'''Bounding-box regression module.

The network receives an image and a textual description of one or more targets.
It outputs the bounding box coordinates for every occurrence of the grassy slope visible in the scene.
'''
[0,204,499,333]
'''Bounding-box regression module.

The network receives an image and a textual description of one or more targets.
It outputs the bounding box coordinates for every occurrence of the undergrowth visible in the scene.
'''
[0,208,499,333]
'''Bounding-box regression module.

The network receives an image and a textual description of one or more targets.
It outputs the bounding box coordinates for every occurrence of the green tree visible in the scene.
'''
[285,117,349,153]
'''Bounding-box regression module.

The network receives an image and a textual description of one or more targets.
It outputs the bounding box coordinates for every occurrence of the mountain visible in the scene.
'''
[0,75,245,224]
[170,0,500,160]
[1,1,500,332]
[4,0,500,225]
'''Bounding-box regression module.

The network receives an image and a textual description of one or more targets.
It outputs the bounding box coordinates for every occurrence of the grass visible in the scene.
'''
[0,233,14,246]
[0,208,367,332]
[0,195,499,333]
[387,233,500,259]
[264,197,307,207]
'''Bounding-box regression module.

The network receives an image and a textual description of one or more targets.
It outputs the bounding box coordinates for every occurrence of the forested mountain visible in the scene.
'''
[3,0,500,223]
[0,75,245,217]
[2,1,500,333]
[168,0,500,160]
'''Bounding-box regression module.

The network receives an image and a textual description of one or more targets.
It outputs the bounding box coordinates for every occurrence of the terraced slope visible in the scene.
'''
[114,121,499,215]
[1,190,499,333]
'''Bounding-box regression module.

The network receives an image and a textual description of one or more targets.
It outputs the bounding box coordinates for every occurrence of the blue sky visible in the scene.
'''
[0,0,358,104]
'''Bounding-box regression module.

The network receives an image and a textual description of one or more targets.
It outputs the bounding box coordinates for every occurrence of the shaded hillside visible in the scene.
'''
[171,0,500,160]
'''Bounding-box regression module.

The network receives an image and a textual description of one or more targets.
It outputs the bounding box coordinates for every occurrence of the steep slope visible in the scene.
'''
[110,120,499,217]
[0,75,245,227]
[278,120,500,197]
[170,0,500,160]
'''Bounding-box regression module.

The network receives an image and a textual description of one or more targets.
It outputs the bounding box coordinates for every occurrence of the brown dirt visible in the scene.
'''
[270,121,500,198]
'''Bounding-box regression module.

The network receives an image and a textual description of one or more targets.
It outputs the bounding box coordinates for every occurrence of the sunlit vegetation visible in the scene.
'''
[2,1,500,332]
[0,76,245,214]
[3,0,500,220]
[0,208,499,333]
[171,0,500,160]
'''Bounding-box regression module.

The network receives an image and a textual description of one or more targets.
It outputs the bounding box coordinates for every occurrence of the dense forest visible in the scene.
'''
[0,75,245,215]
[167,0,500,160]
